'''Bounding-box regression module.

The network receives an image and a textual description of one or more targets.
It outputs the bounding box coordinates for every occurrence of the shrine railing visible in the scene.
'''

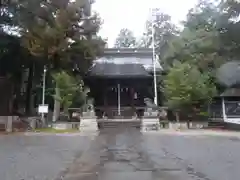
[225,101,240,117]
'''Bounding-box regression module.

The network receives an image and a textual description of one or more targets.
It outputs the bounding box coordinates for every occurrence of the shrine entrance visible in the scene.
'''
[106,85,133,117]
[104,82,146,118]
[106,85,132,108]
[86,77,152,119]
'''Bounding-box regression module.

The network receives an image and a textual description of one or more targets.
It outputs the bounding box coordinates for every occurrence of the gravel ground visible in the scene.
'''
[1,129,240,180]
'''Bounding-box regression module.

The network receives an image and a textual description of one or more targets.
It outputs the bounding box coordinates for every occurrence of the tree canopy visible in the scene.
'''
[51,71,87,113]
[140,11,179,60]
[0,0,105,116]
[161,0,240,116]
[15,0,105,72]
[164,62,217,110]
[114,28,136,48]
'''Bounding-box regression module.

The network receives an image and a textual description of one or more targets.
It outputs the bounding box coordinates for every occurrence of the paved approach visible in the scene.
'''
[61,129,240,180]
[1,130,240,180]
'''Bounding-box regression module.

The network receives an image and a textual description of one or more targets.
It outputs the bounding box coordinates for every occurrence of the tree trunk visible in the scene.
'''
[52,85,60,122]
[175,111,180,122]
[175,111,180,129]
[25,63,34,115]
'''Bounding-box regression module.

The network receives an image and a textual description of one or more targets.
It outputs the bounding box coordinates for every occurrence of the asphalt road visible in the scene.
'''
[1,130,240,180]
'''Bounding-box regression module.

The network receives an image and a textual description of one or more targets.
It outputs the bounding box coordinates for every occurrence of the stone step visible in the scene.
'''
[97,120,142,129]
[208,121,225,128]
[141,118,160,126]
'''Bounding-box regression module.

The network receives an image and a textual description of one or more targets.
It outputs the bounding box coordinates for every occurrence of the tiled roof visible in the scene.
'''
[95,56,162,71]
[221,88,240,97]
[88,62,151,78]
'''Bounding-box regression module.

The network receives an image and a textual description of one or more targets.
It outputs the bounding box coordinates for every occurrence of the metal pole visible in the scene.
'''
[222,97,226,122]
[41,66,46,121]
[152,18,158,106]
[117,83,121,116]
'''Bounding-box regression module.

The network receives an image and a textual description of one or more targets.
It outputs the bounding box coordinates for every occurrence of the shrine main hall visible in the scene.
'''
[84,48,162,120]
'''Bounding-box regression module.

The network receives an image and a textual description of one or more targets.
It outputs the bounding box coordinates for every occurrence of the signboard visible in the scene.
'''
[38,105,49,113]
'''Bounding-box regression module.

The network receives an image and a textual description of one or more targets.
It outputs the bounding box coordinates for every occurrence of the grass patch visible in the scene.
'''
[35,127,80,133]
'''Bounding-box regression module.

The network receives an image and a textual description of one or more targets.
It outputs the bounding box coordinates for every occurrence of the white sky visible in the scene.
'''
[92,0,198,47]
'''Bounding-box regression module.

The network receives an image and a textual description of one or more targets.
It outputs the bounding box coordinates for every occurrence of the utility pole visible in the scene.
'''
[117,83,121,116]
[151,8,158,106]
[41,66,47,123]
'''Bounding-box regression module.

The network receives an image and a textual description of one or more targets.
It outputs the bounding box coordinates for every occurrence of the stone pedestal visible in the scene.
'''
[6,116,13,132]
[79,118,98,132]
[141,118,160,131]
[30,118,36,130]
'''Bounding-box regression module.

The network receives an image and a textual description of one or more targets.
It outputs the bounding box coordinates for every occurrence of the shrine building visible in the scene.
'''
[84,48,162,119]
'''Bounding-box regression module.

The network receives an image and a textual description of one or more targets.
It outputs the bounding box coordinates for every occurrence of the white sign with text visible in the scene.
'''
[38,105,49,113]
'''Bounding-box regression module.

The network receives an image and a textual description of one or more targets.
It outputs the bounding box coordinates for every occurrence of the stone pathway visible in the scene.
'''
[60,129,153,180]
[59,129,201,180]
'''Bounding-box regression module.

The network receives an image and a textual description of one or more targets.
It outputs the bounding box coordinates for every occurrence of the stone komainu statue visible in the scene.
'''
[158,108,168,128]
[158,109,167,121]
